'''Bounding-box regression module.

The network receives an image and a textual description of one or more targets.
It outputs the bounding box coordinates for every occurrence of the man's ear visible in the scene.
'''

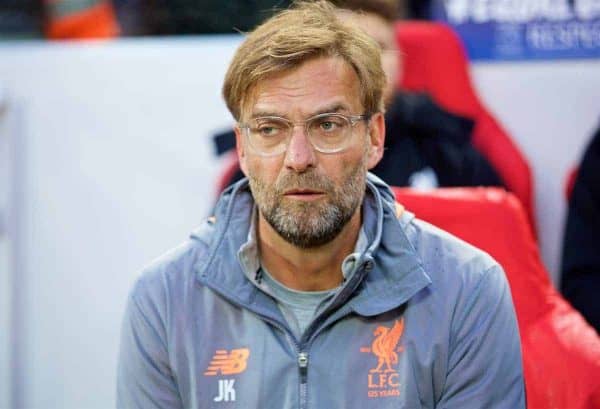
[234,125,249,176]
[366,112,385,170]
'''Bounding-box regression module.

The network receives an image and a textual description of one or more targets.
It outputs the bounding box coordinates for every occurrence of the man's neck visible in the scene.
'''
[257,209,362,292]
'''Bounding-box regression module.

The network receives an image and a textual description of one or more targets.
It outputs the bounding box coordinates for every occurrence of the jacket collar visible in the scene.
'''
[193,173,431,317]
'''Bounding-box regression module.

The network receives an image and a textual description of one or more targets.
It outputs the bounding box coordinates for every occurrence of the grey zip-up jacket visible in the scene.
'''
[117,174,525,409]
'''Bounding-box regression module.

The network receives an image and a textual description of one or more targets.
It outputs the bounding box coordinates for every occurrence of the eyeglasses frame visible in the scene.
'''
[238,112,372,157]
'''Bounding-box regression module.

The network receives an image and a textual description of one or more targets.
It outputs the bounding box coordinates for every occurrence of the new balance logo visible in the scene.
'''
[204,348,250,403]
[214,379,236,402]
[204,348,250,376]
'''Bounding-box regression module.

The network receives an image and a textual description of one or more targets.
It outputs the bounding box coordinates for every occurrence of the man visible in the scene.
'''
[117,2,524,408]
[334,0,504,189]
[213,0,504,192]
[561,124,600,333]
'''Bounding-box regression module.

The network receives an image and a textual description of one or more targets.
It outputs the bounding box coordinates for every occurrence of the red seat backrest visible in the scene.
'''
[393,187,600,409]
[565,166,579,201]
[396,22,536,234]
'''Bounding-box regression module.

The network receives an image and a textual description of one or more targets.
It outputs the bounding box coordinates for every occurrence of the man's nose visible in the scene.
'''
[283,126,316,172]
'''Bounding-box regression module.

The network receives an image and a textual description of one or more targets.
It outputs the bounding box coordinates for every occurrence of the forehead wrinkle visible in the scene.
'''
[250,103,353,120]
[248,84,359,119]
[241,57,362,121]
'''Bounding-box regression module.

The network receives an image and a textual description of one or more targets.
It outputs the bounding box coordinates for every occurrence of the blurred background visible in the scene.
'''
[1,0,599,408]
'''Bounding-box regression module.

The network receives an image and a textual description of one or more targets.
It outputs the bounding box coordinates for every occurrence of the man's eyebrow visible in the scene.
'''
[250,110,281,118]
[250,103,351,119]
[312,104,350,115]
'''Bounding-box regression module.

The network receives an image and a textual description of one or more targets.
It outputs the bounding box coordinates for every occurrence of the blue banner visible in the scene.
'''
[430,0,600,61]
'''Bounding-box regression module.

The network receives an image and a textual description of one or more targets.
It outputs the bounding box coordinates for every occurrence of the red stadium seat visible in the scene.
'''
[396,22,536,234]
[393,187,600,409]
[565,166,579,201]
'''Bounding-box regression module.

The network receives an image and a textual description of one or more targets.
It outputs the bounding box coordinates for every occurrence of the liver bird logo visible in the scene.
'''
[369,319,404,373]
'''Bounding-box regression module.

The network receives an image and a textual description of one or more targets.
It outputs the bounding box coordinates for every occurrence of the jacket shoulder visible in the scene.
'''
[128,218,216,306]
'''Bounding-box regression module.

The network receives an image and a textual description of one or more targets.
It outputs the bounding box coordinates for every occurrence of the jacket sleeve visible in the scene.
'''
[437,265,525,408]
[117,286,182,409]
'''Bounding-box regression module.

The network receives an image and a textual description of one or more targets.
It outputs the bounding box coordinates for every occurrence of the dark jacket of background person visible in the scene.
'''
[114,0,293,35]
[406,0,431,19]
[0,0,43,37]
[111,0,429,36]
[561,124,600,333]
[371,92,504,188]
[213,92,505,191]
[0,0,118,39]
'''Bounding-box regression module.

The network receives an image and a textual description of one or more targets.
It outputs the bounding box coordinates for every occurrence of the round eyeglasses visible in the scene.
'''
[239,112,371,157]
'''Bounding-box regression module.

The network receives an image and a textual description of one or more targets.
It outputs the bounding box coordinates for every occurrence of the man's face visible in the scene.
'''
[337,10,399,104]
[235,57,385,248]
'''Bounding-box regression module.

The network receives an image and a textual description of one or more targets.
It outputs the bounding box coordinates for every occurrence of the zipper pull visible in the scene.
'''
[298,352,309,382]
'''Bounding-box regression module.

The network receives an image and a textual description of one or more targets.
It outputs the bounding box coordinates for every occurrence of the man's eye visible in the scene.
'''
[320,121,336,131]
[259,126,276,135]
[316,118,344,132]
[255,124,283,137]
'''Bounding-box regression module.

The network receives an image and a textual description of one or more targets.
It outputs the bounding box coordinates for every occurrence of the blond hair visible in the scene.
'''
[222,0,386,120]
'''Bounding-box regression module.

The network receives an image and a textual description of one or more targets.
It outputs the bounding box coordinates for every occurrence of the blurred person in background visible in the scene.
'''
[0,0,43,38]
[333,0,504,190]
[213,0,505,192]
[0,0,119,39]
[405,0,432,18]
[111,0,430,36]
[117,2,524,408]
[0,0,432,38]
[43,0,120,39]
[113,0,292,35]
[561,123,600,334]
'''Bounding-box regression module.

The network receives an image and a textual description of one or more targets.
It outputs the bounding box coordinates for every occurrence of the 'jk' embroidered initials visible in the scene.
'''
[204,348,250,376]
[214,379,236,402]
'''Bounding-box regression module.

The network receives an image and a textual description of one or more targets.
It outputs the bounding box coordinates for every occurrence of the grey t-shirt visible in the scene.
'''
[261,266,335,338]
[237,207,368,338]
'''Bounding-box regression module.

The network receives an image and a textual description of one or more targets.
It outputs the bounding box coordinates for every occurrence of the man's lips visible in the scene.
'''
[283,189,326,201]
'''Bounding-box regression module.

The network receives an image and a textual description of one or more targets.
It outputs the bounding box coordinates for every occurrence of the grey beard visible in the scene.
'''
[249,164,366,248]
[263,197,352,248]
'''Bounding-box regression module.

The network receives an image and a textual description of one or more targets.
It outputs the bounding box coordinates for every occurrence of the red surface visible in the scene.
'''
[394,187,600,409]
[45,1,120,39]
[565,166,579,201]
[396,22,536,236]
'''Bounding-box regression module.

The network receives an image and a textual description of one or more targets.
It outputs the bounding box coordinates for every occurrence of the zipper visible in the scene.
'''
[203,263,369,409]
[301,260,369,345]
[298,352,309,380]
[292,262,370,408]
[298,352,309,409]
[258,315,309,409]
[267,320,309,409]
[201,281,312,407]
